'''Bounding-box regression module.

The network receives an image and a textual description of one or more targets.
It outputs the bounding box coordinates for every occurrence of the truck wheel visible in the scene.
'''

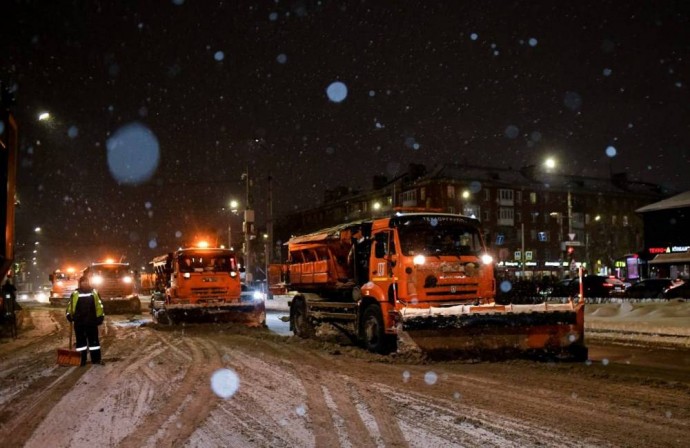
[131,297,141,314]
[361,304,396,355]
[292,299,314,338]
[566,344,589,362]
[153,308,173,325]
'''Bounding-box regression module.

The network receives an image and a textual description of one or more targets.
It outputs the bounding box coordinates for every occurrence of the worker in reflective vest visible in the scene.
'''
[66,275,105,366]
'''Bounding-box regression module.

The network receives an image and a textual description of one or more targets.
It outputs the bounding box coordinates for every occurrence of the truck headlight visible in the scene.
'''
[122,276,133,284]
[413,255,426,266]
[481,254,494,265]
[91,275,104,286]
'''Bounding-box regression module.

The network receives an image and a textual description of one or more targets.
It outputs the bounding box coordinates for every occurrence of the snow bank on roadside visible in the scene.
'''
[585,299,690,347]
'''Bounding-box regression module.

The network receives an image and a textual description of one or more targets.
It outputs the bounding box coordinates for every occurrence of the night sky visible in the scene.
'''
[2,0,690,276]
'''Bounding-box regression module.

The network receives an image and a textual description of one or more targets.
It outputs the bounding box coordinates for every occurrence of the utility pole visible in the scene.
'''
[267,174,273,264]
[243,166,254,283]
[567,189,573,236]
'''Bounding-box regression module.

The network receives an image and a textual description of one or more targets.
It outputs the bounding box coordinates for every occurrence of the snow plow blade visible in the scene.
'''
[101,297,141,315]
[398,301,587,361]
[153,300,266,327]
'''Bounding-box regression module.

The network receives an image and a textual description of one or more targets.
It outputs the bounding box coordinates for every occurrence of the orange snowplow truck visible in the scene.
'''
[83,261,141,314]
[48,267,80,306]
[149,244,265,326]
[287,212,587,360]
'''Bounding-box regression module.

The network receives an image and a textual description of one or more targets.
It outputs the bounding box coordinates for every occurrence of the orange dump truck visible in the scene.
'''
[48,268,80,306]
[83,261,141,314]
[149,244,265,326]
[286,212,587,360]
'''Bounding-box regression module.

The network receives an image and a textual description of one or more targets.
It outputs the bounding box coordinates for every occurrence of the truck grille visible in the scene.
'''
[190,287,229,298]
[98,279,133,299]
[425,284,479,296]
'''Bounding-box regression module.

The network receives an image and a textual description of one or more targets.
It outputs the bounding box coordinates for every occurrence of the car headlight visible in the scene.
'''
[253,290,264,300]
[413,255,426,266]
[91,275,104,286]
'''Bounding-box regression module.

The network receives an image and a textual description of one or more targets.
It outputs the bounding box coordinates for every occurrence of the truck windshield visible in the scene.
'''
[91,265,129,278]
[178,254,235,273]
[394,215,484,256]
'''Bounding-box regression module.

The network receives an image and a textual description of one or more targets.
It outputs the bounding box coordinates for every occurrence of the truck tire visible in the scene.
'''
[153,308,173,325]
[361,304,396,355]
[131,297,141,314]
[292,299,314,338]
[566,344,589,363]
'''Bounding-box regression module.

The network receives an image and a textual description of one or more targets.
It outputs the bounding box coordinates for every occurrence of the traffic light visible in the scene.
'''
[567,246,575,256]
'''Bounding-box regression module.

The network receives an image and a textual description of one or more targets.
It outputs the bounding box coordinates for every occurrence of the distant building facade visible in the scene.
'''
[275,163,669,279]
[635,191,690,280]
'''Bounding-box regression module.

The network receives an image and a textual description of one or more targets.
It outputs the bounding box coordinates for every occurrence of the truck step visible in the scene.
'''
[307,301,357,310]
[310,311,357,321]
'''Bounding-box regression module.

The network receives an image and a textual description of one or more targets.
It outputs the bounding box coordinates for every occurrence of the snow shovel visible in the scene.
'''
[57,322,81,366]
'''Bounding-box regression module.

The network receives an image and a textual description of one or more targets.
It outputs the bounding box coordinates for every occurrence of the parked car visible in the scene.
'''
[548,278,575,297]
[623,278,673,299]
[566,275,627,298]
[661,281,690,299]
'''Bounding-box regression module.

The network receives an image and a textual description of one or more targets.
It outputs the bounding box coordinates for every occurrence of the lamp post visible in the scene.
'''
[242,168,254,283]
[227,199,239,249]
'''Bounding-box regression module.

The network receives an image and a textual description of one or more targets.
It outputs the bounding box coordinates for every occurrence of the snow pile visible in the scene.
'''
[585,299,690,347]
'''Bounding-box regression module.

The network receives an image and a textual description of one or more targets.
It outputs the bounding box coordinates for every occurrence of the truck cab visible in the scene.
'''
[48,268,80,306]
[84,261,140,314]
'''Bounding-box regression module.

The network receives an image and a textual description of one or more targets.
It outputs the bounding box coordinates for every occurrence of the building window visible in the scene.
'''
[464,204,480,219]
[483,210,490,222]
[447,185,455,199]
[622,215,629,227]
[530,230,537,241]
[498,207,514,225]
[401,189,417,206]
[420,187,426,201]
[515,191,522,203]
[531,212,539,223]
[530,192,537,204]
[516,211,522,223]
[499,189,513,201]
[612,215,617,225]
[484,189,491,201]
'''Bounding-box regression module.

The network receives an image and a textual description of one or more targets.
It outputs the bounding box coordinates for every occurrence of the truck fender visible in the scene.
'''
[360,281,386,303]
[358,283,396,331]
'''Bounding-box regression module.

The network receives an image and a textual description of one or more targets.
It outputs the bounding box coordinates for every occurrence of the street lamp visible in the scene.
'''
[226,199,240,249]
[241,169,254,283]
[38,111,51,121]
[543,156,572,235]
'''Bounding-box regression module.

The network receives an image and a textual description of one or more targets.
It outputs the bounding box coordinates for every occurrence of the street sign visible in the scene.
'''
[564,241,582,246]
[514,250,521,260]
[525,251,533,260]
[568,233,576,241]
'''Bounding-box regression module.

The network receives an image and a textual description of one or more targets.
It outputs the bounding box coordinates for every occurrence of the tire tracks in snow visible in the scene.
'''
[231,336,408,448]
[117,332,222,447]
